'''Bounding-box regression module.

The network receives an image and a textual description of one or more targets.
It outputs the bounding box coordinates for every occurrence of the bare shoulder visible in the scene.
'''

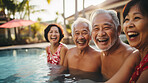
[61,44,68,52]
[89,47,101,57]
[125,49,140,68]
[137,69,148,83]
[121,42,137,57]
[66,47,76,54]
[123,43,135,52]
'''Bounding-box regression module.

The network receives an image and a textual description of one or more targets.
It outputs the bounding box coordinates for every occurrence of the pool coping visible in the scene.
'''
[0,42,49,50]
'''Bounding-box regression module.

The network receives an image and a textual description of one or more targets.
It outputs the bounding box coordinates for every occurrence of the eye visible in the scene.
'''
[93,27,99,31]
[75,32,79,35]
[123,18,129,23]
[104,27,110,30]
[83,31,88,35]
[55,31,59,33]
[49,31,53,33]
[134,17,141,20]
[104,25,111,30]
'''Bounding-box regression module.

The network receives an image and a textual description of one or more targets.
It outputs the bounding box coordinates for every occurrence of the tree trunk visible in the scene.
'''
[82,0,86,18]
[63,0,68,38]
[75,0,78,20]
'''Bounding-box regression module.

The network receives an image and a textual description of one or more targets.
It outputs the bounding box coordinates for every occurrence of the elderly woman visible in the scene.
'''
[106,0,148,83]
[44,24,68,65]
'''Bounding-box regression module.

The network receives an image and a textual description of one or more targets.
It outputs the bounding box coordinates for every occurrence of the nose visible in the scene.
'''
[52,32,56,35]
[78,34,84,39]
[127,20,135,28]
[97,30,106,37]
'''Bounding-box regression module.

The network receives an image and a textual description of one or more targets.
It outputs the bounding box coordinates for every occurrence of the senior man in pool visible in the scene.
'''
[63,17,102,81]
[90,9,139,81]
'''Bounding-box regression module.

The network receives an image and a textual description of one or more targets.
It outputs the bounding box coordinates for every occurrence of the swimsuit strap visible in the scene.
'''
[47,43,63,65]
[47,43,63,55]
[56,43,63,56]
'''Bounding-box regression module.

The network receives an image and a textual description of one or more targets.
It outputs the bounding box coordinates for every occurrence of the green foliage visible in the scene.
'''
[31,22,41,38]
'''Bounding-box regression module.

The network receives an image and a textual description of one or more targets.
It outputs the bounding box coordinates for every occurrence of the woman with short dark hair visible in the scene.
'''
[44,24,68,65]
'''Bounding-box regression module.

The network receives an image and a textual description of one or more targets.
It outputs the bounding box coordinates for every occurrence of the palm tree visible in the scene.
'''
[82,0,86,18]
[0,0,16,41]
[75,0,78,20]
[63,0,68,38]
[18,0,45,37]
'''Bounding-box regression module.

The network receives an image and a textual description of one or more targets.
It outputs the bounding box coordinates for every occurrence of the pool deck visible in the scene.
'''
[0,42,98,50]
[0,42,50,50]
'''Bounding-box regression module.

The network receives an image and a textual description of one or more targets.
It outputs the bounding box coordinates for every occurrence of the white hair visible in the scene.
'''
[90,9,120,29]
[71,17,92,36]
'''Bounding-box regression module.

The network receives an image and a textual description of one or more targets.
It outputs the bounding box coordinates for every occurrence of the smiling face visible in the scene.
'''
[73,22,91,50]
[91,13,118,51]
[123,5,148,49]
[47,26,60,44]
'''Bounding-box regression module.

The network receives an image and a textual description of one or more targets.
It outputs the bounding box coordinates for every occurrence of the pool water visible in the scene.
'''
[0,48,50,83]
[0,47,102,83]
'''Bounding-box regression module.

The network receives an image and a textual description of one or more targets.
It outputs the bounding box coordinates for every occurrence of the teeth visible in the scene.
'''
[99,39,107,41]
[128,32,138,36]
[96,38,108,42]
[51,37,57,39]
[127,32,139,38]
[79,41,84,43]
[77,40,86,44]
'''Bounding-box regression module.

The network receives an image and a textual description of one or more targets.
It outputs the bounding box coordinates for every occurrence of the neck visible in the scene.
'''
[139,46,148,60]
[77,45,90,56]
[102,39,121,56]
[50,42,60,49]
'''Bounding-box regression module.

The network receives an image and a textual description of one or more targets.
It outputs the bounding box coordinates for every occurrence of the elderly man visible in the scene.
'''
[90,9,137,80]
[63,18,102,81]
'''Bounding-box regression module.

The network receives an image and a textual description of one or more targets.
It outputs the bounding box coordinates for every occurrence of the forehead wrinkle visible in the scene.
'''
[74,28,89,32]
[104,22,113,26]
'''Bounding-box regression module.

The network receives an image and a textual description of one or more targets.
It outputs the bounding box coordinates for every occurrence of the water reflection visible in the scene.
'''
[47,63,103,83]
[0,48,103,83]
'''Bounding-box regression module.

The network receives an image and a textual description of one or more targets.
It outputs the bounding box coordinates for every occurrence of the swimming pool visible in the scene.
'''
[0,48,51,83]
[0,46,101,83]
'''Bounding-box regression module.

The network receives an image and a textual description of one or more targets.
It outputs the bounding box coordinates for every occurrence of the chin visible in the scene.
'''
[78,46,88,50]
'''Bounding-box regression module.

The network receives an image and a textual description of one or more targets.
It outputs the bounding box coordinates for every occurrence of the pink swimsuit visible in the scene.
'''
[47,43,63,65]
[129,53,148,83]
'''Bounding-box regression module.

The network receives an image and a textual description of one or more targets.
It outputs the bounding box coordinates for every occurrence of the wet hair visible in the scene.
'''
[71,17,92,36]
[123,0,148,19]
[90,9,120,29]
[44,24,64,42]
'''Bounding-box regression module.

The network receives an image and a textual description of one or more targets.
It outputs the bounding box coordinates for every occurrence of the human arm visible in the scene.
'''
[106,50,140,83]
[59,45,68,66]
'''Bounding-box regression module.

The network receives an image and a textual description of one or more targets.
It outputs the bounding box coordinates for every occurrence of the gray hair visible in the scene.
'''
[71,17,92,36]
[90,9,120,29]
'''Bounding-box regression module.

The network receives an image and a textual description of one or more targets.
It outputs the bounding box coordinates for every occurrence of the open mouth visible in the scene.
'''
[51,37,57,40]
[96,38,109,42]
[76,40,86,45]
[128,32,139,38]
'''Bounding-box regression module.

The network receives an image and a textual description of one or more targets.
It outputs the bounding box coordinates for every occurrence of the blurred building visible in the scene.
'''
[66,0,129,42]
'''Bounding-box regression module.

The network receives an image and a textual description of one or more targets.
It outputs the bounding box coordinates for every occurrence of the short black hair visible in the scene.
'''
[123,0,148,19]
[44,24,64,42]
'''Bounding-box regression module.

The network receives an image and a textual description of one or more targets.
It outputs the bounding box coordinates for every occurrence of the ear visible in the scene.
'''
[117,25,121,36]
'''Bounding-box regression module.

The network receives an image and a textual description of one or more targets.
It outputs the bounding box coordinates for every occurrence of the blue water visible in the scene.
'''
[0,46,101,83]
[0,48,50,83]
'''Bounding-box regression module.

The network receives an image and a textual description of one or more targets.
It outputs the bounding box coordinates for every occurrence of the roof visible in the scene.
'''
[66,0,129,20]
